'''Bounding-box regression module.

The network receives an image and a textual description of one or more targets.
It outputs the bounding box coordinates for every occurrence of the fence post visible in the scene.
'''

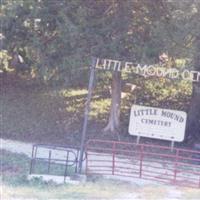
[30,145,35,174]
[85,150,88,175]
[64,151,69,182]
[173,149,179,183]
[47,150,52,174]
[75,150,79,173]
[30,146,38,174]
[199,177,200,188]
[112,142,116,175]
[139,145,144,178]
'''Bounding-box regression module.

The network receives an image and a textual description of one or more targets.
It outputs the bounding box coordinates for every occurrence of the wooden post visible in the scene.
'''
[78,57,96,173]
[112,142,116,175]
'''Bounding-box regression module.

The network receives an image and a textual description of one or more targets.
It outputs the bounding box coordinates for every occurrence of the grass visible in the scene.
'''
[60,88,88,97]
[0,150,136,199]
[1,181,129,200]
[2,181,200,200]
[32,160,75,176]
[1,150,30,185]
[1,149,76,183]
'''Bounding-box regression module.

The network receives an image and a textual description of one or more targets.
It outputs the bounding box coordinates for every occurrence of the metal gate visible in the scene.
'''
[86,139,200,188]
[30,144,85,181]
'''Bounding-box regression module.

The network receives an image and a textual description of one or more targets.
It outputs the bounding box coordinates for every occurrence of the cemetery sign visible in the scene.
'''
[95,58,200,82]
[129,105,187,142]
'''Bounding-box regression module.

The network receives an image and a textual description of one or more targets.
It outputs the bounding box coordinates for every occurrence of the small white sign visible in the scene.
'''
[129,105,187,142]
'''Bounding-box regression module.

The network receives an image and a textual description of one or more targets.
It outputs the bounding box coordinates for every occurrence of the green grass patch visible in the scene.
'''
[59,88,88,98]
[90,98,111,119]
[1,150,30,185]
[0,150,130,199]
[1,150,76,186]
[32,160,76,176]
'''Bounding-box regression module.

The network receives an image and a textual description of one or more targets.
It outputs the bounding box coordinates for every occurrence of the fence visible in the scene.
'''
[86,139,200,188]
[30,144,85,181]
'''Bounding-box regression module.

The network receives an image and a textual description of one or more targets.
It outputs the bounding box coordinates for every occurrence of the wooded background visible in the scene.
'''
[1,0,200,146]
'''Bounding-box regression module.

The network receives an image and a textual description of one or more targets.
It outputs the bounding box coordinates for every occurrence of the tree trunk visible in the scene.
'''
[186,37,200,144]
[186,82,200,143]
[104,71,121,133]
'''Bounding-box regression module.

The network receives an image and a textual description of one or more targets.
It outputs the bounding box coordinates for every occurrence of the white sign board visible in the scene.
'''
[129,105,187,142]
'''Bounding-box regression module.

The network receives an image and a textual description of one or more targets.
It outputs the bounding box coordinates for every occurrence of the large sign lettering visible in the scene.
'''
[129,105,187,142]
[95,58,200,82]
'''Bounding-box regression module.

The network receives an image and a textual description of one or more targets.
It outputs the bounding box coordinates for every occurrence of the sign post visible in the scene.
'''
[136,136,140,145]
[78,57,96,173]
[171,141,175,152]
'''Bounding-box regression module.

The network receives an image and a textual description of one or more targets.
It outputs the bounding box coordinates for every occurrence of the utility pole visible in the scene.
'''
[78,57,96,173]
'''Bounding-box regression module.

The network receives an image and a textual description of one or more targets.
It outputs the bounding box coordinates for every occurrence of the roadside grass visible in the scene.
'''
[0,150,132,199]
[32,160,75,176]
[1,150,76,184]
[1,149,30,185]
[2,180,200,200]
[1,181,128,200]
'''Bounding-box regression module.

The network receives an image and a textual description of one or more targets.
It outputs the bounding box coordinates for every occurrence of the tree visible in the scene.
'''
[2,0,199,142]
[101,0,179,133]
[103,71,121,133]
[165,0,200,143]
[186,36,200,143]
[1,0,89,84]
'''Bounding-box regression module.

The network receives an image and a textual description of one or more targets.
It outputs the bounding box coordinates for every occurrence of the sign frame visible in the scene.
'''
[128,105,187,142]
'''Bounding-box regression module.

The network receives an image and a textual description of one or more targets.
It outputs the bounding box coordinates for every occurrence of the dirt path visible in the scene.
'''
[0,138,82,164]
[1,138,33,157]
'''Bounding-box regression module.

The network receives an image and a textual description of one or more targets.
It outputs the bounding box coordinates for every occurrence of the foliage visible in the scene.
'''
[2,0,199,83]
[0,50,13,72]
[1,0,200,141]
[2,0,199,75]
